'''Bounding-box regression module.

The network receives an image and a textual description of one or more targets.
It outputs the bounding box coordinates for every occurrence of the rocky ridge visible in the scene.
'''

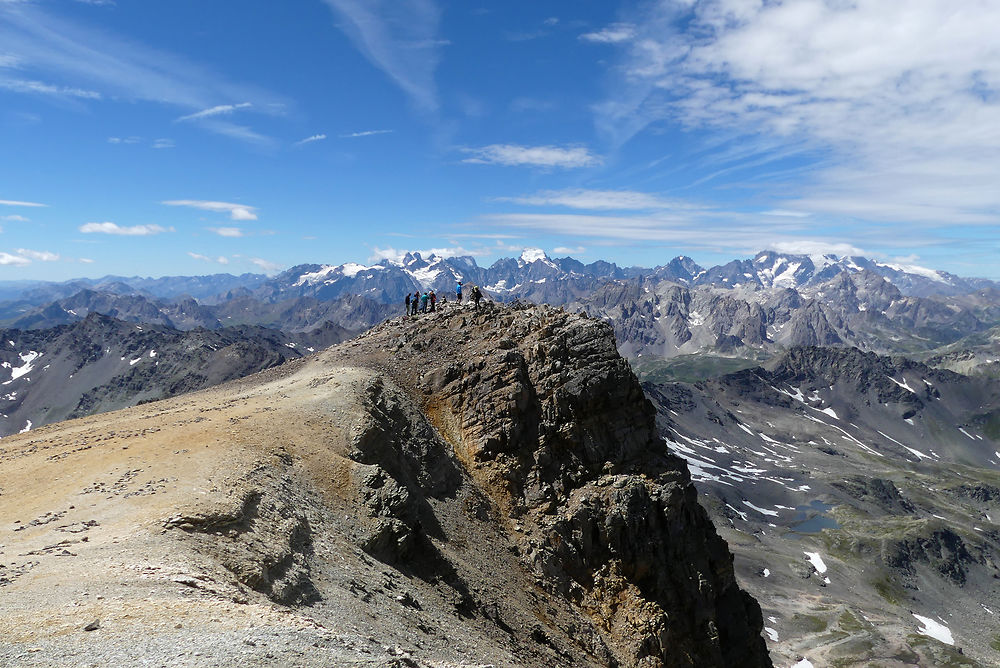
[0,302,771,667]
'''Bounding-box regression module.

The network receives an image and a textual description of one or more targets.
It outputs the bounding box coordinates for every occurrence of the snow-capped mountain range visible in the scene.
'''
[1,249,998,363]
[272,249,995,305]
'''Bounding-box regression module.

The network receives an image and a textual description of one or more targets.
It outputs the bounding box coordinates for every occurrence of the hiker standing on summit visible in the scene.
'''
[456,281,463,303]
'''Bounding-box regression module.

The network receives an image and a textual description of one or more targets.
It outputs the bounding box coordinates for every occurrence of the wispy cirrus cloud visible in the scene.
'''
[462,144,601,169]
[163,200,257,221]
[0,3,282,143]
[0,77,101,99]
[497,188,698,211]
[339,129,393,138]
[107,136,174,149]
[188,251,229,264]
[79,222,169,235]
[0,199,46,207]
[1,214,29,222]
[295,133,327,145]
[592,0,1000,227]
[176,102,252,122]
[321,0,443,111]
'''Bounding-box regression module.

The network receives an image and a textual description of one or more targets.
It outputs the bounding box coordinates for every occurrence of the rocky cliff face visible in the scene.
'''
[338,303,771,667]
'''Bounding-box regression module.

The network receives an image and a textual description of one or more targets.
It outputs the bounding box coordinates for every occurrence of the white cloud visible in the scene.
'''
[15,248,59,261]
[207,227,244,237]
[79,257,95,263]
[1,215,28,222]
[295,133,327,145]
[499,189,696,211]
[79,222,169,235]
[769,241,866,258]
[321,0,442,111]
[0,77,101,99]
[163,200,258,221]
[462,144,601,168]
[0,199,46,207]
[152,138,175,149]
[0,252,30,266]
[592,0,1000,226]
[176,102,252,122]
[369,246,489,263]
[579,23,636,44]
[188,252,230,264]
[249,257,282,274]
[553,246,586,255]
[339,129,393,138]
[107,136,141,144]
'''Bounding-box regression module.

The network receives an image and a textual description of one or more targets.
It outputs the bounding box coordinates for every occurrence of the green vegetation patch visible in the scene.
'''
[906,634,981,668]
[872,574,906,606]
[791,613,828,634]
[632,353,766,383]
[838,610,864,633]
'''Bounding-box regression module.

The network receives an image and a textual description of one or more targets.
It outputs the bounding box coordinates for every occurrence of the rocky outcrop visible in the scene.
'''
[347,303,771,667]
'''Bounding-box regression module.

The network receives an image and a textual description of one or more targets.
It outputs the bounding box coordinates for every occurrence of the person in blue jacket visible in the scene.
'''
[456,281,463,303]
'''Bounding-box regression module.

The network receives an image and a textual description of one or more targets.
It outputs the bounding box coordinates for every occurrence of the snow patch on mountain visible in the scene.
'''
[912,614,954,645]
[878,262,949,284]
[10,351,40,381]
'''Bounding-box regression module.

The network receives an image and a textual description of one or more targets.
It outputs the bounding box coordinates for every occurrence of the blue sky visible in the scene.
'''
[2,0,999,281]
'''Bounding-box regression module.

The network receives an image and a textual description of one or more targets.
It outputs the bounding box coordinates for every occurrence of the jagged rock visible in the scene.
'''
[832,477,915,514]
[344,303,771,668]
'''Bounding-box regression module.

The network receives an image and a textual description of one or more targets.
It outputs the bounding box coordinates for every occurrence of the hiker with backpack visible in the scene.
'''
[471,285,482,310]
[420,291,429,313]
[412,291,420,315]
[429,291,437,312]
[456,281,463,303]
[404,293,411,315]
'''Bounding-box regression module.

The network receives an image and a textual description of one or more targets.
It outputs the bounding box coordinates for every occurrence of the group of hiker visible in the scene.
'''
[405,281,481,316]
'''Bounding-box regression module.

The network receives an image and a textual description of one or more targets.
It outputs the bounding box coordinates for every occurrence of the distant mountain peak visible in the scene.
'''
[519,247,552,265]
